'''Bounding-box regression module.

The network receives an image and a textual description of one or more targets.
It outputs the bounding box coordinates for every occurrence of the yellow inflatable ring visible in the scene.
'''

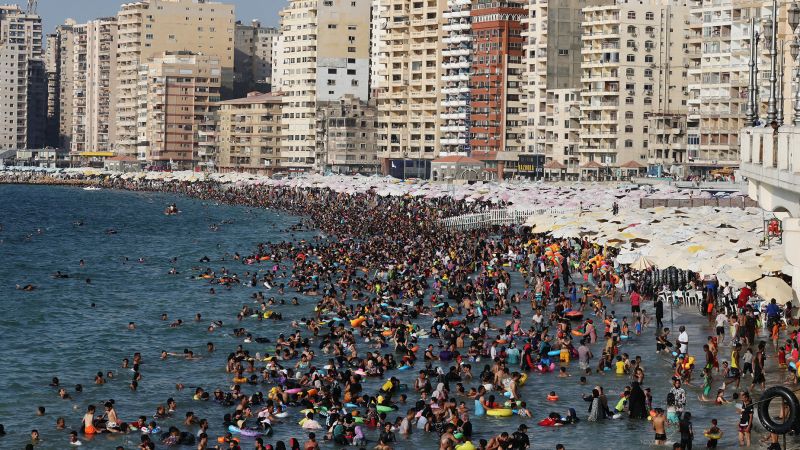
[486,408,513,417]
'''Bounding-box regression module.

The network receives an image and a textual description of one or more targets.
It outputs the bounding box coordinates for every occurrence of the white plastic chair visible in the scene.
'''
[673,290,686,306]
[685,290,702,306]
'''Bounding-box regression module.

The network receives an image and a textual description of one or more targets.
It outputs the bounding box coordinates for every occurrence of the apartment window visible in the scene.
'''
[348,25,357,30]
[644,97,652,105]
[627,40,636,49]
[626,54,635,62]
[327,79,336,85]
[645,55,654,63]
[323,0,333,5]
[644,69,653,77]
[625,139,633,148]
[624,125,633,133]
[627,26,637,35]
[625,68,635,77]
[348,47,356,52]
[328,24,337,29]
[351,1,356,5]
[627,12,636,20]
[351,79,359,86]
[347,58,356,64]
[645,40,654,50]
[347,69,356,75]
[625,97,634,104]
[145,34,153,40]
[645,12,654,20]
[625,111,634,119]
[646,26,655,34]
[558,49,569,56]
[327,68,337,74]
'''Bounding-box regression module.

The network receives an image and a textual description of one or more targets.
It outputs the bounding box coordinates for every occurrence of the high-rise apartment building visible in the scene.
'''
[523,0,583,180]
[45,32,60,148]
[142,52,222,169]
[70,18,118,156]
[469,0,526,164]
[316,95,380,174]
[217,91,283,174]
[115,0,235,160]
[370,0,388,96]
[278,0,371,174]
[684,0,794,175]
[234,20,279,97]
[439,0,471,156]
[0,5,45,150]
[49,21,77,151]
[579,0,688,180]
[376,0,445,178]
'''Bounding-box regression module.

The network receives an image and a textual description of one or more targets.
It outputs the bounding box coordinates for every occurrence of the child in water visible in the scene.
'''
[666,393,679,424]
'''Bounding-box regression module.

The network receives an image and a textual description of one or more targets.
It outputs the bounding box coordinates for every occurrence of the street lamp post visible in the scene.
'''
[746,17,762,127]
[766,0,779,125]
[779,40,786,126]
[789,2,800,125]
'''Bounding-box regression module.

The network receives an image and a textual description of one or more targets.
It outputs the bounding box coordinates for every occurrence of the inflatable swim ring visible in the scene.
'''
[350,317,367,327]
[547,394,559,401]
[376,405,395,413]
[486,408,513,417]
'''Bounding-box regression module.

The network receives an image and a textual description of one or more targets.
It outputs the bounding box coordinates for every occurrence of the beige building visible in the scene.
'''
[579,0,689,180]
[45,32,60,147]
[216,91,283,174]
[0,5,45,150]
[70,18,118,157]
[376,0,445,177]
[278,0,371,174]
[115,0,235,160]
[684,0,795,176]
[234,20,279,96]
[316,95,379,174]
[142,52,221,169]
[49,21,77,151]
[523,0,583,179]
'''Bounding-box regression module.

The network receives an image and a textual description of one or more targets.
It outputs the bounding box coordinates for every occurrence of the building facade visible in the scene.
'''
[523,0,583,179]
[0,5,45,150]
[69,18,118,157]
[438,0,472,156]
[469,0,526,159]
[376,0,445,177]
[316,95,379,174]
[579,0,688,180]
[115,0,235,160]
[278,0,371,174]
[217,91,283,174]
[234,20,279,97]
[142,52,222,169]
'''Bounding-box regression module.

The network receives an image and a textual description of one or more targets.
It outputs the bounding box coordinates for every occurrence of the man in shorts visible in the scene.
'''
[652,409,667,445]
[630,289,641,319]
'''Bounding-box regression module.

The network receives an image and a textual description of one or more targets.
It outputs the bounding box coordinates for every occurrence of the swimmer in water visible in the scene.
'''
[16,284,36,291]
[128,322,136,330]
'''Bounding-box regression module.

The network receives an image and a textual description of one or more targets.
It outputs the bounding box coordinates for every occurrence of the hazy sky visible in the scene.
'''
[12,0,282,34]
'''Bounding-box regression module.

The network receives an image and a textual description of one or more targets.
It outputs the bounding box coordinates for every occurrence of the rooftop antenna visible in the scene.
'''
[26,0,38,14]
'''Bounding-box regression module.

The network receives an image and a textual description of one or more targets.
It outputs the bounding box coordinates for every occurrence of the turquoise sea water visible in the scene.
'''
[0,184,794,449]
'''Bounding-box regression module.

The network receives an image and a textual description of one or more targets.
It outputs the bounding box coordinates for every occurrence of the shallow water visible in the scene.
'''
[0,184,797,449]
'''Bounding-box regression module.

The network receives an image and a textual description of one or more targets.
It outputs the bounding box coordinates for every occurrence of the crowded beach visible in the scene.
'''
[0,168,797,450]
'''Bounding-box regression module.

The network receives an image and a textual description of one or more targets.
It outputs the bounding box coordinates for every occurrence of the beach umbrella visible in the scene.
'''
[758,255,785,273]
[630,255,656,271]
[722,266,763,283]
[756,277,795,304]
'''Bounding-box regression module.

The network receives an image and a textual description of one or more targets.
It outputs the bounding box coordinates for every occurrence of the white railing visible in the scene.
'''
[439,207,576,230]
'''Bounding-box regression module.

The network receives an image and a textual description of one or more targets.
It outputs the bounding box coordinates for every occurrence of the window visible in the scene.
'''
[625,68,635,77]
[625,97,634,104]
[327,79,336,86]
[558,49,569,56]
[327,68,337,74]
[347,69,356,75]
[645,55,654,63]
[625,111,634,119]
[348,46,356,52]
[645,40,654,50]
[646,26,655,34]
[328,24,337,29]
[624,125,633,133]
[644,69,653,77]
[627,26,637,35]
[644,97,652,105]
[626,54,635,62]
[625,139,633,148]
[348,25,357,30]
[627,11,636,19]
[351,79,359,86]
[627,40,636,49]
[646,12,654,20]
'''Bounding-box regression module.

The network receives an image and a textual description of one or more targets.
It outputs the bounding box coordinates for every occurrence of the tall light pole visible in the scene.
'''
[765,0,780,124]
[746,17,762,127]
[789,3,800,125]
[779,40,786,126]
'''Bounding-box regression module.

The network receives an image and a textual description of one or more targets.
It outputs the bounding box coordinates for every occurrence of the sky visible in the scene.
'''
[11,0,282,35]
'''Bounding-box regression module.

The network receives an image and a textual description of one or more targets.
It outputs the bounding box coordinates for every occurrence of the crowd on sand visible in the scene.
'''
[1,172,796,450]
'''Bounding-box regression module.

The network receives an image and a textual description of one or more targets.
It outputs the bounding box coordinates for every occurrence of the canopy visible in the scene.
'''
[722,266,763,283]
[630,255,656,271]
[756,277,795,304]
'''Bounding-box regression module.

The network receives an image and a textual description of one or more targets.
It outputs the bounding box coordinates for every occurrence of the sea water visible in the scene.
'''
[0,184,793,449]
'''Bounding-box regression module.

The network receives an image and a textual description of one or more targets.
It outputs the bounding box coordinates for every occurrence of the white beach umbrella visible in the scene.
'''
[756,277,795,304]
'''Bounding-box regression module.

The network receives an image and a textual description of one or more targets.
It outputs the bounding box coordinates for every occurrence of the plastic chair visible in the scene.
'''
[673,290,686,306]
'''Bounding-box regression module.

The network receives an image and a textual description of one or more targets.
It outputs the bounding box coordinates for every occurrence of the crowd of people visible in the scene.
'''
[0,172,794,450]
